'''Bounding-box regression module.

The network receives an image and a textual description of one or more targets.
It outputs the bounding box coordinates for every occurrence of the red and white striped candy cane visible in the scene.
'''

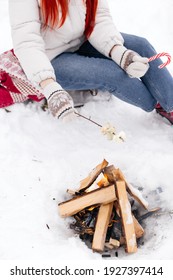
[148,52,171,69]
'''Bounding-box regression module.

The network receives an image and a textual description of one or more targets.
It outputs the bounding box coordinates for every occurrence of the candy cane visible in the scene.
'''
[148,52,171,69]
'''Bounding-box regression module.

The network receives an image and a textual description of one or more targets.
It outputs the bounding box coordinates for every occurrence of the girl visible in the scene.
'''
[7,0,173,123]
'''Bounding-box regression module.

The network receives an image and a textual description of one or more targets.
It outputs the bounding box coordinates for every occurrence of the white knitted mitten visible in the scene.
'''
[43,82,76,122]
[111,45,149,78]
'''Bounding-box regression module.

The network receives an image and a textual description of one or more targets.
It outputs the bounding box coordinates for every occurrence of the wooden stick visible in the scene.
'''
[66,189,78,195]
[77,159,109,192]
[132,215,144,239]
[116,181,137,253]
[115,197,144,239]
[92,202,113,252]
[75,112,102,128]
[115,169,148,210]
[104,165,148,210]
[58,184,116,217]
[109,238,120,248]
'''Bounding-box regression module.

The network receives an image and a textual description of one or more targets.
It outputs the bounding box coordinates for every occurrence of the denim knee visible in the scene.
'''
[134,37,156,57]
[122,33,156,57]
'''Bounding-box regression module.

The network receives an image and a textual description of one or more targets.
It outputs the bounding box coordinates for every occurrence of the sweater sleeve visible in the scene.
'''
[9,0,56,85]
[88,0,124,57]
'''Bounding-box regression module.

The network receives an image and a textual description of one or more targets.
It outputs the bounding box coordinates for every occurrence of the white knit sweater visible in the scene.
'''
[9,0,124,85]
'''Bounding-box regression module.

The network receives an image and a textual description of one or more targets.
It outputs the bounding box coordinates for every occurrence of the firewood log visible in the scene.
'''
[116,181,137,253]
[92,202,113,252]
[104,165,148,210]
[109,238,120,248]
[132,215,144,239]
[77,159,109,192]
[58,184,116,218]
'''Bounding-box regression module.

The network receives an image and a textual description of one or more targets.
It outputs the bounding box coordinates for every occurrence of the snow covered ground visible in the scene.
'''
[0,0,173,260]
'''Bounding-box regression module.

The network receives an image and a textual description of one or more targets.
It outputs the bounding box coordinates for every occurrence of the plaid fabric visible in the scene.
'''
[0,49,45,108]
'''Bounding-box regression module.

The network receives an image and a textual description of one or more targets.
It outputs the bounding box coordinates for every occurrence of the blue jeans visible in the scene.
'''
[51,33,173,112]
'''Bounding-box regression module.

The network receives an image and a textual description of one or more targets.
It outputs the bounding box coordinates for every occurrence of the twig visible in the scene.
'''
[46,224,50,229]
[4,108,11,113]
[75,112,102,128]
[138,207,161,222]
[154,210,173,216]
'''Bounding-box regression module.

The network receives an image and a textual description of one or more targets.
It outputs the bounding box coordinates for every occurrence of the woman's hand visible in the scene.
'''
[42,81,76,122]
[111,45,149,78]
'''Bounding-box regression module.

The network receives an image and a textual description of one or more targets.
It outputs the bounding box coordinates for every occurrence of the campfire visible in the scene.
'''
[58,159,160,254]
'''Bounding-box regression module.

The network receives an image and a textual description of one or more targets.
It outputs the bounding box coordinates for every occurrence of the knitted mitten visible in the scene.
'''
[43,82,76,122]
[111,45,149,78]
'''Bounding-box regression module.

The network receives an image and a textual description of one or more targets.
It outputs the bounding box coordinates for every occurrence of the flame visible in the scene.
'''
[85,174,110,193]
[97,174,110,187]
[87,205,99,211]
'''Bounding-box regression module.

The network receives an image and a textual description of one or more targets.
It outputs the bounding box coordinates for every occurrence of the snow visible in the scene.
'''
[129,233,136,249]
[0,0,173,260]
[125,201,133,225]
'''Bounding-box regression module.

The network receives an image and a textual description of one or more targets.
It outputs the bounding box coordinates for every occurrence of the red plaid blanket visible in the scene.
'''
[0,49,44,108]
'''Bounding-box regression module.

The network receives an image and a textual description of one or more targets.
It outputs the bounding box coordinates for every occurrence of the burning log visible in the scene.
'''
[78,159,108,192]
[58,184,116,217]
[58,159,159,255]
[97,174,110,188]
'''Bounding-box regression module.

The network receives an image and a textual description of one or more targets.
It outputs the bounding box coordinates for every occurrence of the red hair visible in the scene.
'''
[41,0,98,38]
